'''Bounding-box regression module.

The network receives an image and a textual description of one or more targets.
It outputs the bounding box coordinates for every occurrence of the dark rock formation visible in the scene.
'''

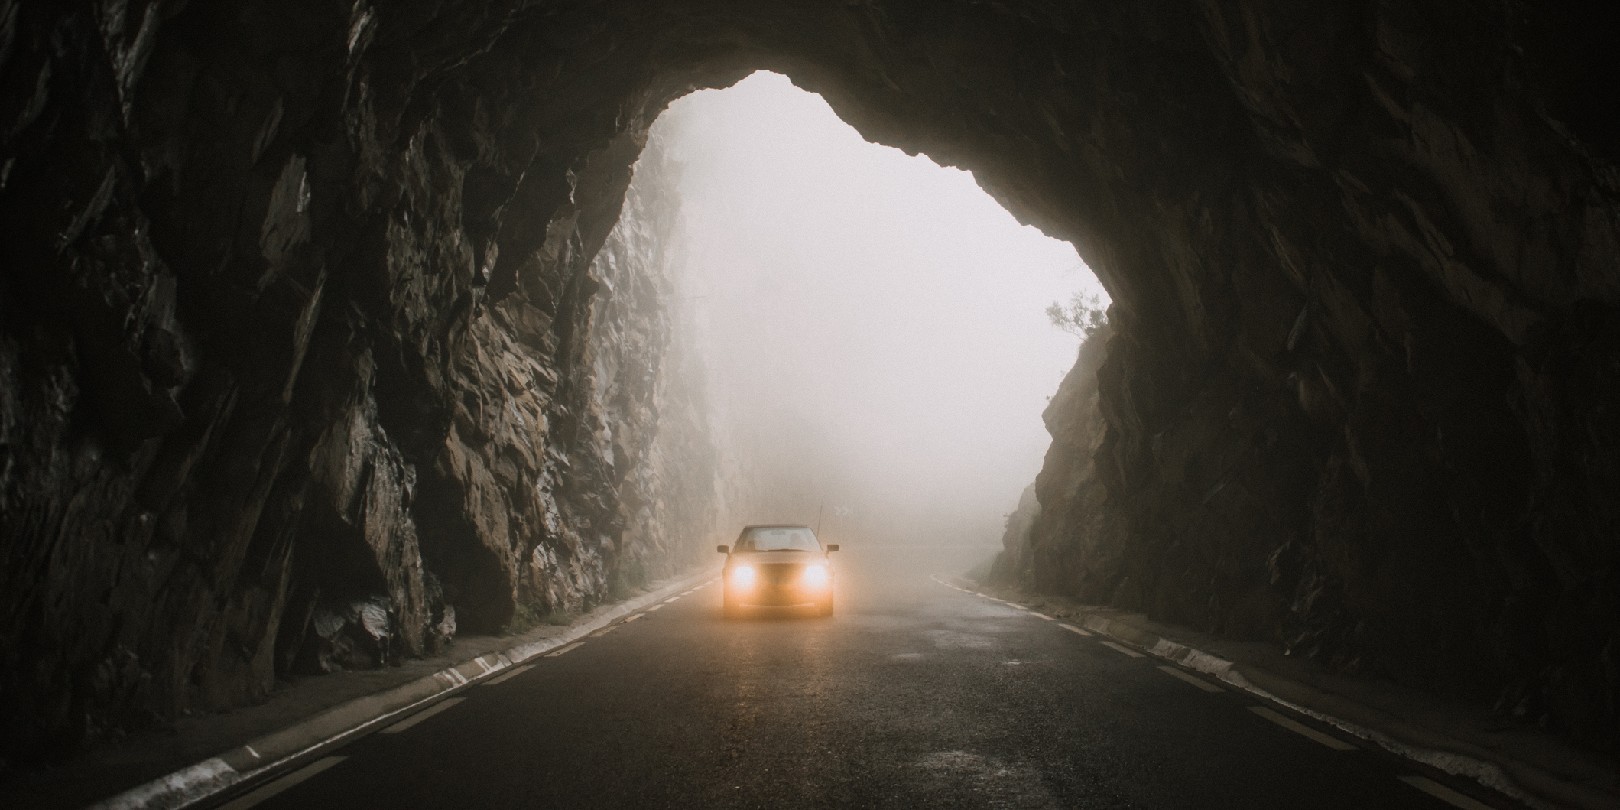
[2,0,1616,763]
[987,483,1039,590]
[977,4,1620,751]
[993,323,1119,598]
[582,130,719,595]
[0,0,717,764]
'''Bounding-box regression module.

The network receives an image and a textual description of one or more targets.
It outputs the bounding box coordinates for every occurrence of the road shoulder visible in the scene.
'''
[952,577,1620,810]
[4,568,714,810]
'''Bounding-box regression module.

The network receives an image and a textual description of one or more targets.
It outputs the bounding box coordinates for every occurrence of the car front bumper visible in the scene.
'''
[726,584,829,607]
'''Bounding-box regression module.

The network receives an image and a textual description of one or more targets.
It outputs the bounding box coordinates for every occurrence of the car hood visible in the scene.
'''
[727,550,824,566]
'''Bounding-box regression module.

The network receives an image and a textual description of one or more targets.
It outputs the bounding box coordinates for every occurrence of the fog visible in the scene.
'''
[653,72,1105,549]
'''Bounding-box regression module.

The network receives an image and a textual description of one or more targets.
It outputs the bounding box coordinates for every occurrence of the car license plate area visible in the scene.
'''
[745,564,808,605]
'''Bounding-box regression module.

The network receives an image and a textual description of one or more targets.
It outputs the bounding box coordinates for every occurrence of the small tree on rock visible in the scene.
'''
[1046,291,1108,339]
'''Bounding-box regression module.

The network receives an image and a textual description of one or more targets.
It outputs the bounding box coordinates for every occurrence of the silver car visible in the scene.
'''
[717,525,839,617]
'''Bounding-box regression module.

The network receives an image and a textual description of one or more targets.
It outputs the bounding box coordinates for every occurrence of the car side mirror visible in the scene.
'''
[716,544,729,554]
[826,544,839,552]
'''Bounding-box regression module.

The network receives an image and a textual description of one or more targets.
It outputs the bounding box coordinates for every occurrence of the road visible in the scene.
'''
[211,546,1507,809]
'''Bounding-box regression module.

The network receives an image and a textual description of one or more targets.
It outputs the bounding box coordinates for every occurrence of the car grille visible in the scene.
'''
[759,563,801,584]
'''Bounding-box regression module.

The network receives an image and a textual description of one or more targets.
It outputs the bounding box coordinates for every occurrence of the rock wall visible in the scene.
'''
[987,483,1039,591]
[0,0,715,763]
[973,4,1620,750]
[2,0,1616,761]
[992,324,1117,598]
[582,129,720,594]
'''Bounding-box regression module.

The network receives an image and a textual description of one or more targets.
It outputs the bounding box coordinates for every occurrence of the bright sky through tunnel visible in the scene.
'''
[654,71,1107,547]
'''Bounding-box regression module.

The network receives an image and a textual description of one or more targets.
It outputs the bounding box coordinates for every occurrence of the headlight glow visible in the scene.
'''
[730,564,757,589]
[802,563,830,589]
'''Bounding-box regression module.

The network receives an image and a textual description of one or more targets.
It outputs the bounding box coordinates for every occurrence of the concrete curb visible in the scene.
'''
[89,568,717,810]
[942,576,1617,810]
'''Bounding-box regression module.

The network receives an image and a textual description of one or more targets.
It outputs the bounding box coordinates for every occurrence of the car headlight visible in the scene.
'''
[802,563,830,590]
[729,565,757,589]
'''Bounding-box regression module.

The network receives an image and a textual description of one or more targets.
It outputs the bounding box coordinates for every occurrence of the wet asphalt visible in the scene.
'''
[216,546,1510,809]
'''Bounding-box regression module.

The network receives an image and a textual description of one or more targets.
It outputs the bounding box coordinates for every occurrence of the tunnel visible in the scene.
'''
[1,0,1617,777]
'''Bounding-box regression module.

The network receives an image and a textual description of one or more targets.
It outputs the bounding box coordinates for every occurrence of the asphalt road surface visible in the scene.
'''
[212,546,1510,809]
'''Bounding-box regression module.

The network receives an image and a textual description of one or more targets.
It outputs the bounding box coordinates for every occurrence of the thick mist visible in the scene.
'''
[653,72,1105,551]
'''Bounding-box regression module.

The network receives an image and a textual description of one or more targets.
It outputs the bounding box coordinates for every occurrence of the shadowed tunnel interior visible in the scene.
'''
[1,0,1617,773]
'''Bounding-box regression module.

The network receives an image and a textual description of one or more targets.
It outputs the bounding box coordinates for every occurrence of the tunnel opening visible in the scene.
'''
[649,70,1105,557]
[1,0,1617,771]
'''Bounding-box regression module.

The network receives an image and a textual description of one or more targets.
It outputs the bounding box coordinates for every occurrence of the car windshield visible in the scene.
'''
[735,527,820,552]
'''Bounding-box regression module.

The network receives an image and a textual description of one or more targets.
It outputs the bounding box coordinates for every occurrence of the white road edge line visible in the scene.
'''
[380,697,465,734]
[1396,775,1494,810]
[1099,640,1146,658]
[217,756,347,810]
[91,569,718,810]
[1156,664,1224,693]
[482,664,534,686]
[1028,612,1055,621]
[1249,706,1358,751]
[938,578,1544,808]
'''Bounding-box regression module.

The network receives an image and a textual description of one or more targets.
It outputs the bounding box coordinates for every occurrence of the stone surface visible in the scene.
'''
[0,0,719,765]
[1,0,1616,767]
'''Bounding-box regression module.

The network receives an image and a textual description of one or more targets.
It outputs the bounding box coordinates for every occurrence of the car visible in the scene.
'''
[717,525,839,618]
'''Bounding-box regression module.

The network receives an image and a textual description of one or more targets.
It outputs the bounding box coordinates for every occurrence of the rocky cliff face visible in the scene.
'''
[993,324,1118,598]
[582,131,719,594]
[979,5,1620,749]
[0,0,715,763]
[2,0,1616,761]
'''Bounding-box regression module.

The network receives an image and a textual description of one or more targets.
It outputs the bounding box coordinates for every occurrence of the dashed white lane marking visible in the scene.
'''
[1008,604,1030,611]
[545,641,583,657]
[624,613,644,623]
[647,603,664,612]
[1156,665,1224,693]
[1057,623,1093,637]
[1028,612,1055,621]
[218,756,347,810]
[380,697,465,734]
[591,624,619,637]
[483,664,534,686]
[1248,706,1357,751]
[1396,775,1493,809]
[1099,640,1145,658]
